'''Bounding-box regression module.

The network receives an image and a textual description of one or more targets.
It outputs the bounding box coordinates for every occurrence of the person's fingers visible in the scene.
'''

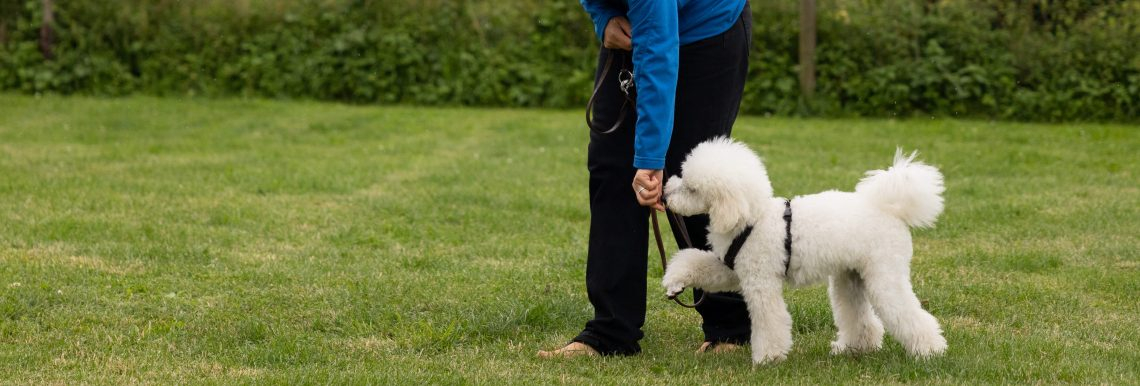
[638,181,657,192]
[604,17,633,51]
[634,184,648,198]
[649,170,665,211]
[605,34,631,51]
[632,177,649,192]
[649,171,663,188]
[634,169,665,208]
[636,173,660,190]
[634,185,655,202]
[616,35,631,51]
[636,186,660,201]
[616,17,632,37]
[635,190,653,205]
[615,17,631,50]
[645,194,664,211]
[637,185,660,199]
[637,195,664,210]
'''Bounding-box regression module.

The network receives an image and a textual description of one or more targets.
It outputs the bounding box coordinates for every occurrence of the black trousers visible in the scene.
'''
[574,4,753,355]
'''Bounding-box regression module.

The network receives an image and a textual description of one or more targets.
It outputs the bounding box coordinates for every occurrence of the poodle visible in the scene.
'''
[661,138,947,365]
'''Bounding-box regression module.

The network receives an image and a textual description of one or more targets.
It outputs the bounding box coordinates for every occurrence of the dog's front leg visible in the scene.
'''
[661,248,740,297]
[739,273,793,365]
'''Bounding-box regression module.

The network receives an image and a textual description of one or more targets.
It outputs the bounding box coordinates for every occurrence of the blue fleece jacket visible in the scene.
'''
[581,0,746,170]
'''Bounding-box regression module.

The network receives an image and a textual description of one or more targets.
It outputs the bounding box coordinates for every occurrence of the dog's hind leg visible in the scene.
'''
[828,270,884,355]
[862,266,947,358]
[662,248,741,297]
[739,274,793,364]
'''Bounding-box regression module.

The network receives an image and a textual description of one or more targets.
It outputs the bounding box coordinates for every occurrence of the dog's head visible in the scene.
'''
[665,137,773,234]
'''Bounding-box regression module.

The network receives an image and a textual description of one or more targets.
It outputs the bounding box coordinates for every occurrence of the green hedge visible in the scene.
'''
[2,0,1138,121]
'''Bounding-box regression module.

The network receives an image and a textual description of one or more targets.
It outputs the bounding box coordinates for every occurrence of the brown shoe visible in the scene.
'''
[537,341,599,358]
[696,341,743,354]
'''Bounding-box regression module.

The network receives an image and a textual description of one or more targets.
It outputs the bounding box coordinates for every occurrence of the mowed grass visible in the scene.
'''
[0,94,1137,384]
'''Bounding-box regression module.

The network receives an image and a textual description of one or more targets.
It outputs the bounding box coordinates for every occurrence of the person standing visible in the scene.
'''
[539,0,754,357]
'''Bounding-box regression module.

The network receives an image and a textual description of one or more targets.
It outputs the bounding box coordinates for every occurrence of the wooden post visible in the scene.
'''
[799,0,816,101]
[39,0,55,60]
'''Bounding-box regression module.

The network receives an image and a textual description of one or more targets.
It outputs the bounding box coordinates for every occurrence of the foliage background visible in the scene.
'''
[1,0,1138,121]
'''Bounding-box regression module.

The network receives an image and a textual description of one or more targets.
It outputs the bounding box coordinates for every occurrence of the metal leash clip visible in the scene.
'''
[618,69,635,98]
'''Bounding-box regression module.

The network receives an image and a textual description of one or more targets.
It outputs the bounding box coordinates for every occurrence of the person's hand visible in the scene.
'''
[604,16,632,51]
[632,169,665,211]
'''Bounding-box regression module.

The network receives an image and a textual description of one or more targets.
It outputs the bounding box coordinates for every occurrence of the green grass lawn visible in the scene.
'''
[1,94,1137,384]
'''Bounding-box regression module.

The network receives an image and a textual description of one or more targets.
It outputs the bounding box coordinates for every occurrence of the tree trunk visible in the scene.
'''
[39,0,55,60]
[798,0,816,101]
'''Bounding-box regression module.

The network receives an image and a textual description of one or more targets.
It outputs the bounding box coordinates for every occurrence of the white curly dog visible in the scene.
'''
[661,138,947,365]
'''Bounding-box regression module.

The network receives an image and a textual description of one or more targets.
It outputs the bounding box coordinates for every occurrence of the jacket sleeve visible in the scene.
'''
[627,0,679,170]
[580,0,626,42]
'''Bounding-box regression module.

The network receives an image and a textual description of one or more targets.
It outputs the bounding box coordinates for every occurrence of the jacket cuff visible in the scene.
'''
[633,156,665,170]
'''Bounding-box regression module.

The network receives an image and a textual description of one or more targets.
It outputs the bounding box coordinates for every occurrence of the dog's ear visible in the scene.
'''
[708,191,749,234]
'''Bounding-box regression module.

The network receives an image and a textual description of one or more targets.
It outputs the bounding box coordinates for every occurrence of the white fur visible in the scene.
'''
[661,138,947,365]
[856,149,945,228]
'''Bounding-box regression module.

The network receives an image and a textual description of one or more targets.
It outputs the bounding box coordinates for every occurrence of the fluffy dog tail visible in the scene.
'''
[855,149,945,228]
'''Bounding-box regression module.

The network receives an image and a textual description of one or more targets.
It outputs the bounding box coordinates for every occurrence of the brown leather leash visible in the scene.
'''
[586,50,635,135]
[652,205,707,308]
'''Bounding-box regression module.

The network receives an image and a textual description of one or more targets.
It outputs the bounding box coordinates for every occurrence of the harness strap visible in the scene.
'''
[783,199,793,276]
[723,199,793,275]
[723,225,752,271]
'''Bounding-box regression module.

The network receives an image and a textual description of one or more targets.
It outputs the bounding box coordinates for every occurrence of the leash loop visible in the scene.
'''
[586,49,634,135]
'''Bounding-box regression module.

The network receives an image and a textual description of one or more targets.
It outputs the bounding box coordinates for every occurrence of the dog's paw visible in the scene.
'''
[751,350,788,366]
[661,273,687,298]
[907,335,948,359]
[830,339,882,355]
[829,341,850,355]
[829,341,866,355]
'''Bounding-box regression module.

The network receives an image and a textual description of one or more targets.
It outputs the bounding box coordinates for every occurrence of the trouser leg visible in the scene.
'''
[666,2,754,344]
[575,48,645,356]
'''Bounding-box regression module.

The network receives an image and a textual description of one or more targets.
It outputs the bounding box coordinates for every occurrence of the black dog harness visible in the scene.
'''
[724,199,793,277]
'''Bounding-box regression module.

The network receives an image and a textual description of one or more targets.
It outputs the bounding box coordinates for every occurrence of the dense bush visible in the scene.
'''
[799,0,1140,121]
[0,0,598,107]
[2,0,1138,121]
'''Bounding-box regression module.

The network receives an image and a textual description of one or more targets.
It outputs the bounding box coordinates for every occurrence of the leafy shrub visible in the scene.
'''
[1,0,1137,121]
